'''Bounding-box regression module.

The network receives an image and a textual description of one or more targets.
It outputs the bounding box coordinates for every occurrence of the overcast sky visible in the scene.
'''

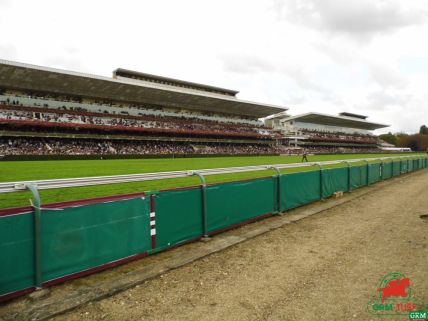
[1,0,427,134]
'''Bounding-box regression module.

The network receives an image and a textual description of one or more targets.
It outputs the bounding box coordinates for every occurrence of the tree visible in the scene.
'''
[398,134,428,151]
[379,132,398,146]
[419,125,428,135]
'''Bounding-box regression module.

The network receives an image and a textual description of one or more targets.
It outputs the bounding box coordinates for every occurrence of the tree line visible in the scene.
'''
[379,125,428,151]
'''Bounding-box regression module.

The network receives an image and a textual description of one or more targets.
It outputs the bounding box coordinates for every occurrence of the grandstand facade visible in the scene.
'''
[0,60,287,157]
[265,112,389,154]
[0,60,391,157]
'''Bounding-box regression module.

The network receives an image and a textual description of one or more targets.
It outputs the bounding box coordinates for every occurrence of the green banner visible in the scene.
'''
[155,188,203,250]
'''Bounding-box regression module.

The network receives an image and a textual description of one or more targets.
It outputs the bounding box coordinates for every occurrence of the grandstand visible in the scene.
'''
[0,60,392,157]
[0,60,287,157]
[264,112,389,154]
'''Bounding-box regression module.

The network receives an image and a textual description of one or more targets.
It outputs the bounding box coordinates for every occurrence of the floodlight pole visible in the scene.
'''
[26,183,43,289]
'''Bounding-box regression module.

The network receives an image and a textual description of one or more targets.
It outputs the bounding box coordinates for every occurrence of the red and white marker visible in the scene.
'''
[149,194,156,249]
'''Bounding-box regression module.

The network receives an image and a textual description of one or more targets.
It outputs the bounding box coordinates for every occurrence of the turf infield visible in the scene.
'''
[0,153,423,209]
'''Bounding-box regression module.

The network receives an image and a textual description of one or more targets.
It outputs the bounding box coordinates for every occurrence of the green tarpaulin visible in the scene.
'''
[1,156,427,300]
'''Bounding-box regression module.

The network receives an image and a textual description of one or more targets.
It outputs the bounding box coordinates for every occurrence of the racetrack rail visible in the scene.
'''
[0,155,421,193]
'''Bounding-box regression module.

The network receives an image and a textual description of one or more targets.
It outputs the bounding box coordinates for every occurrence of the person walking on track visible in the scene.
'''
[301,149,308,162]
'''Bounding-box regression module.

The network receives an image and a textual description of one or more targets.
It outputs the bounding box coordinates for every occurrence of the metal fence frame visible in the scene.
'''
[0,154,427,302]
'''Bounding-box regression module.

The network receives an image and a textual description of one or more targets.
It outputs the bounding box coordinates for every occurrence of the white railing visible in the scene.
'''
[0,155,423,194]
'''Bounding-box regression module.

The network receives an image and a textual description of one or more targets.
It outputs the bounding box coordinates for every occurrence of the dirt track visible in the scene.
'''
[9,170,428,321]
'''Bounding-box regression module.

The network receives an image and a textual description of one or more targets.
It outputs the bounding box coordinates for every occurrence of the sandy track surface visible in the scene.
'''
[10,171,428,321]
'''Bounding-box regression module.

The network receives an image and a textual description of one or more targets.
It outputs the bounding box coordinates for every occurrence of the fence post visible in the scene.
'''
[363,160,370,185]
[314,163,324,200]
[192,172,209,239]
[342,161,352,192]
[26,183,43,289]
[379,159,384,180]
[267,166,282,214]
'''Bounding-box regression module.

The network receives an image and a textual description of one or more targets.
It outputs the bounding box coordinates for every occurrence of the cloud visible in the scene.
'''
[220,55,275,74]
[42,56,85,72]
[369,63,409,89]
[220,54,330,95]
[365,90,410,110]
[273,0,427,39]
[312,42,358,65]
[0,44,17,58]
[283,94,306,105]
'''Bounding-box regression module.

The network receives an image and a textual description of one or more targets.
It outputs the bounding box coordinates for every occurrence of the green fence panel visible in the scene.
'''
[369,163,381,184]
[154,188,202,250]
[0,212,34,296]
[280,170,321,211]
[207,178,275,233]
[392,161,401,176]
[322,167,348,198]
[382,162,393,179]
[3,156,428,300]
[351,165,368,189]
[41,197,151,282]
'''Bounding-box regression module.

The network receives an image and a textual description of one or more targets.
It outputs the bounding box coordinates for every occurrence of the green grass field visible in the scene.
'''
[0,153,423,209]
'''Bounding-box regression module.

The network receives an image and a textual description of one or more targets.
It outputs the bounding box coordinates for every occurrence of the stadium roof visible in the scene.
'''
[113,68,239,96]
[264,111,291,120]
[280,112,389,130]
[338,112,367,120]
[0,60,287,118]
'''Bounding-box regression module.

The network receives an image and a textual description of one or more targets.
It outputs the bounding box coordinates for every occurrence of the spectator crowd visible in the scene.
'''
[299,129,379,144]
[0,137,382,156]
[0,107,275,139]
[0,137,280,156]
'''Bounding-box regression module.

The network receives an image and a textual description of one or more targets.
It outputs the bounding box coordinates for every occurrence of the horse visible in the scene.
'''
[378,278,410,303]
